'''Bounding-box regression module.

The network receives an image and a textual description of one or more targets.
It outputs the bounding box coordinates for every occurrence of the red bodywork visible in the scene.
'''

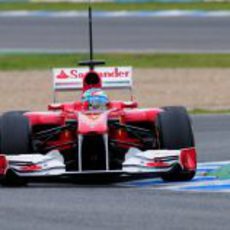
[3,69,195,175]
[18,70,163,171]
[0,69,197,181]
[0,155,8,176]
[25,101,162,151]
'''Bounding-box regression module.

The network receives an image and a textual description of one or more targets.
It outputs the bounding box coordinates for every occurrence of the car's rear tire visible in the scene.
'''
[1,112,32,155]
[156,106,196,182]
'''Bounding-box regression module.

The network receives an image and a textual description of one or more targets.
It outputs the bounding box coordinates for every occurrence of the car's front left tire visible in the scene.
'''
[156,106,196,182]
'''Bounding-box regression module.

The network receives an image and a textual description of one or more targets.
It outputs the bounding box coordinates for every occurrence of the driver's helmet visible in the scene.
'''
[81,88,109,110]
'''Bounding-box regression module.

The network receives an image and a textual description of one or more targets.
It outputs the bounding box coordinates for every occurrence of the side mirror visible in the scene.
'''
[123,101,138,109]
[48,103,64,111]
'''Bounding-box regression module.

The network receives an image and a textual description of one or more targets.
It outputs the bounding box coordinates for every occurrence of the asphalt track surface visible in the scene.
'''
[0,16,230,53]
[0,114,230,230]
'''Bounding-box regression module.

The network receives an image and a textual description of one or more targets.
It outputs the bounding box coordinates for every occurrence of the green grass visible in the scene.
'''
[190,108,230,114]
[1,2,230,11]
[0,53,230,70]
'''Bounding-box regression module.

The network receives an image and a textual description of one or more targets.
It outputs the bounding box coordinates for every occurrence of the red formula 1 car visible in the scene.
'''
[0,64,197,185]
[0,6,196,185]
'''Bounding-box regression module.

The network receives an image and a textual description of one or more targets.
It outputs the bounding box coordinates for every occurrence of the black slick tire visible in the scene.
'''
[156,106,195,182]
[1,112,31,155]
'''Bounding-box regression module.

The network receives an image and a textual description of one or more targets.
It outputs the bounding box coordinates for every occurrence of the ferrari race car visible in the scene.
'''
[0,5,196,185]
[0,65,197,185]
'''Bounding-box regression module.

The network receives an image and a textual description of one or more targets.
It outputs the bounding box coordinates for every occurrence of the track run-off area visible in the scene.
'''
[0,115,230,230]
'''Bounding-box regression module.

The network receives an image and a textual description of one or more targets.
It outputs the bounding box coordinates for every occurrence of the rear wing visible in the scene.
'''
[53,66,133,91]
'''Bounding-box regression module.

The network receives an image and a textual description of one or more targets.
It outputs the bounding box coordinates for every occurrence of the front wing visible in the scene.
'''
[0,148,197,183]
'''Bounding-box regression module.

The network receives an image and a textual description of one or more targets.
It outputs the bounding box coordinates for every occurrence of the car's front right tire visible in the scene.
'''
[0,111,31,155]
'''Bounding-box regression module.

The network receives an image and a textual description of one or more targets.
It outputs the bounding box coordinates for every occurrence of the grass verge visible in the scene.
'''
[1,2,230,11]
[0,53,230,70]
[190,108,230,114]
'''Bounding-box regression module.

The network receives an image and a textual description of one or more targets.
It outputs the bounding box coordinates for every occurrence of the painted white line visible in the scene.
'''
[198,161,230,167]
[169,179,230,192]
[1,48,230,55]
[123,161,230,192]
[0,10,230,18]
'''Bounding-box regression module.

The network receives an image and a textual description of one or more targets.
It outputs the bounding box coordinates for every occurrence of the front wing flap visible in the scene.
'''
[123,147,197,173]
[0,147,196,183]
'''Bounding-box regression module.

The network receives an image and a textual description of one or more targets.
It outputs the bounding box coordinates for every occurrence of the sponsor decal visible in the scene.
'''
[53,66,133,90]
[103,80,131,85]
[88,114,100,120]
[78,112,108,133]
[56,67,131,80]
[56,70,69,79]
[21,164,42,172]
[145,161,169,168]
[55,82,82,86]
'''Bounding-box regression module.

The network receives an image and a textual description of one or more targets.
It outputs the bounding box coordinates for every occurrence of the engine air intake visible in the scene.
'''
[83,72,102,91]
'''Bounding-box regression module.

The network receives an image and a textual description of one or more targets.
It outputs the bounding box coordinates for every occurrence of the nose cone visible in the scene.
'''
[78,112,108,135]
